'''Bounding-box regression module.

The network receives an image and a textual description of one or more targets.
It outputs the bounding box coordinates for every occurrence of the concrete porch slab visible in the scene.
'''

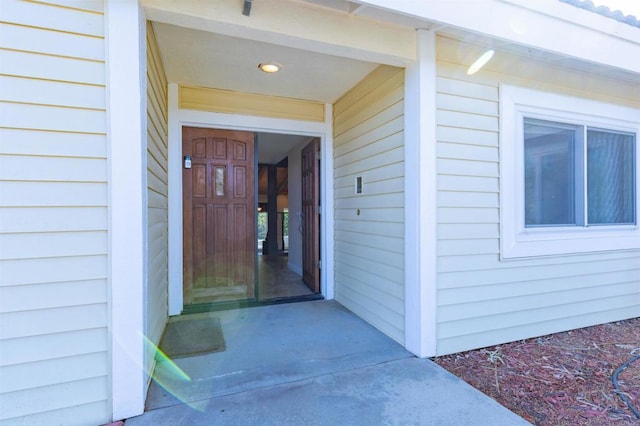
[129,300,527,425]
[145,300,411,410]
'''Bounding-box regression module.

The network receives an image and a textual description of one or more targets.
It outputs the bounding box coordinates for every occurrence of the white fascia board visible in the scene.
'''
[358,0,640,74]
[142,0,415,66]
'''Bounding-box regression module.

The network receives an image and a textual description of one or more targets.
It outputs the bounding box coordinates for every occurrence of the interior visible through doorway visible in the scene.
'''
[257,255,314,300]
[255,133,320,301]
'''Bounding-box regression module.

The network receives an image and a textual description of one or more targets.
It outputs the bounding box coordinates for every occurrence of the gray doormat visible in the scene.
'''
[158,317,226,359]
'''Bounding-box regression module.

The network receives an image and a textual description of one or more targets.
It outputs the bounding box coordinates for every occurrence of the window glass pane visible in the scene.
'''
[524,118,577,226]
[215,166,225,197]
[587,130,635,224]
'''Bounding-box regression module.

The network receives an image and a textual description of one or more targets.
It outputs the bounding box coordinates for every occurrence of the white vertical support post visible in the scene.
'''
[107,1,147,420]
[404,29,437,357]
[322,102,335,300]
[167,83,184,315]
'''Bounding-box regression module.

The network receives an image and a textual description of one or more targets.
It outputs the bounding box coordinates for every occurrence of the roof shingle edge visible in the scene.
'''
[559,0,640,28]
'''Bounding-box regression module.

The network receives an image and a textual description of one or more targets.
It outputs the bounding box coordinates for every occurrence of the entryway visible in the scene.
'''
[131,301,528,425]
[181,127,322,310]
[146,300,412,410]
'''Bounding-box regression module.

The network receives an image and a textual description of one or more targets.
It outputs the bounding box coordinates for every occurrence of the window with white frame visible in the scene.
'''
[500,85,639,259]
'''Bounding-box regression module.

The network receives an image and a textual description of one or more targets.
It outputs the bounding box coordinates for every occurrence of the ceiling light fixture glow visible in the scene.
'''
[258,63,281,73]
[467,49,495,75]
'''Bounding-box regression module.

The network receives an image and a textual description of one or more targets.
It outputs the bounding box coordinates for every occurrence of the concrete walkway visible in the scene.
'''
[127,300,528,425]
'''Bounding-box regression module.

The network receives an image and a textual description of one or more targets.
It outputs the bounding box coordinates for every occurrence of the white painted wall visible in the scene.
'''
[333,65,406,344]
[434,35,640,355]
[0,1,110,424]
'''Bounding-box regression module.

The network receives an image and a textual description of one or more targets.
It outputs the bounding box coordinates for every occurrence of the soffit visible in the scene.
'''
[149,0,638,164]
[439,27,640,84]
[152,22,378,104]
[302,0,639,81]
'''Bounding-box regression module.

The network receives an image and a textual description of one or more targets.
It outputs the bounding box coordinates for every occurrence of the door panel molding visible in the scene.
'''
[182,127,256,305]
[302,138,320,293]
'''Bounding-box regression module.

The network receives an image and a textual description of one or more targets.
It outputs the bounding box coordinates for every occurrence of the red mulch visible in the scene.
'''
[433,318,640,425]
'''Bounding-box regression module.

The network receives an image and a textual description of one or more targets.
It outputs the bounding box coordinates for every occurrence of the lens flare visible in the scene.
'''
[467,49,495,75]
[143,335,208,411]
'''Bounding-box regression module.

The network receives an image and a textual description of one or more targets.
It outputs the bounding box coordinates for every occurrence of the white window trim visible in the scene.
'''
[500,84,640,259]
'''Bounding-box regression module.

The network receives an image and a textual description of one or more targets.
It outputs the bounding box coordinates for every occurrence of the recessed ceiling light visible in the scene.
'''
[258,63,281,73]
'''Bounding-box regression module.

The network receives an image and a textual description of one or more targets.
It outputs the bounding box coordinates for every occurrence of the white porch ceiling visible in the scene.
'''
[148,0,385,164]
[148,1,390,164]
[152,22,378,104]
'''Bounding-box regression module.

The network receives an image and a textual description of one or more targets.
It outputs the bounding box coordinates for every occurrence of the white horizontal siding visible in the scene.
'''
[0,181,107,206]
[0,207,106,233]
[0,129,106,158]
[434,35,640,355]
[0,22,104,61]
[148,187,168,209]
[0,75,105,109]
[437,250,639,273]
[0,1,109,424]
[0,231,107,259]
[336,285,405,342]
[0,280,107,312]
[1,402,108,426]
[334,103,403,151]
[0,377,108,423]
[336,229,405,253]
[333,65,405,344]
[0,255,107,287]
[0,304,107,340]
[0,156,106,182]
[29,0,103,12]
[0,328,108,367]
[441,279,640,320]
[335,162,404,187]
[334,240,404,268]
[438,191,499,208]
[0,102,106,133]
[0,0,103,36]
[440,296,639,339]
[145,21,169,383]
[0,352,108,393]
[0,49,105,85]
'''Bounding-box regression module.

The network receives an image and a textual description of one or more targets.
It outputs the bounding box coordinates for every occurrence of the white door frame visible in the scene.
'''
[167,83,335,315]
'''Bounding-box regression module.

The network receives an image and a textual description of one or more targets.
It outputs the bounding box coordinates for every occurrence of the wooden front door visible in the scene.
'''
[301,138,320,292]
[182,127,256,305]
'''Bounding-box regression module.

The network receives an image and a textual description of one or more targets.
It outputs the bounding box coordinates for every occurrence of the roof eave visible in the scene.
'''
[357,0,640,75]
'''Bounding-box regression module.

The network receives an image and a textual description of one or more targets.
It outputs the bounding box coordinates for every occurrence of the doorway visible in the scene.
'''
[182,127,257,305]
[182,127,322,310]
